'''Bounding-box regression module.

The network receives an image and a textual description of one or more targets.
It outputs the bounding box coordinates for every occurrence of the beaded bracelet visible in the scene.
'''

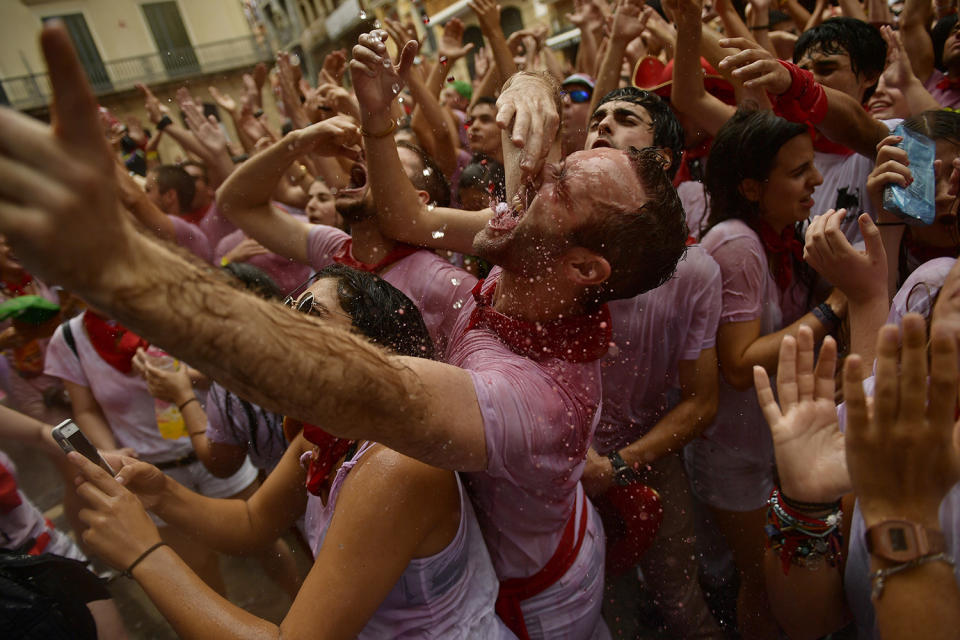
[765,488,843,574]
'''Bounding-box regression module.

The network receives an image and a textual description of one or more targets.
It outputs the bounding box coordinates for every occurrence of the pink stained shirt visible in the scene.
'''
[170,215,213,264]
[302,442,514,639]
[43,313,194,463]
[197,202,239,250]
[700,219,809,458]
[445,268,604,579]
[305,225,478,355]
[594,246,722,454]
[215,229,311,297]
[925,69,960,110]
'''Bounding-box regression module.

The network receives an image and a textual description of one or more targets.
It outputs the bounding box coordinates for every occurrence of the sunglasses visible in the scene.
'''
[285,290,318,315]
[563,89,592,103]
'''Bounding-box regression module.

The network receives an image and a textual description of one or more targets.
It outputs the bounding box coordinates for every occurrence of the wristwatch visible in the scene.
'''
[865,519,946,563]
[607,451,636,486]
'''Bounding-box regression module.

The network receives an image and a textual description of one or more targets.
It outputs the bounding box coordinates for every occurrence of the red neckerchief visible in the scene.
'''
[181,203,210,226]
[331,240,420,273]
[0,460,22,514]
[466,279,612,363]
[283,417,355,496]
[1,273,32,297]
[82,312,149,374]
[673,138,711,186]
[904,233,959,265]
[758,220,803,292]
[937,74,960,91]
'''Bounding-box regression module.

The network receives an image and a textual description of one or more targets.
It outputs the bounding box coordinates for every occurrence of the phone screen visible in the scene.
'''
[52,420,116,475]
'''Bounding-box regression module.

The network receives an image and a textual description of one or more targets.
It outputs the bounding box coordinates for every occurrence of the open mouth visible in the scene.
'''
[487,183,534,232]
[591,138,612,149]
[337,163,367,198]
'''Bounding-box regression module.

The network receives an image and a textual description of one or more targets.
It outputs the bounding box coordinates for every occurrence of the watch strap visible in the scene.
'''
[607,451,635,486]
[865,519,946,563]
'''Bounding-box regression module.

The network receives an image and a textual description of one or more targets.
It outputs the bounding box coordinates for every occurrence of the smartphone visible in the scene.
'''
[51,419,116,475]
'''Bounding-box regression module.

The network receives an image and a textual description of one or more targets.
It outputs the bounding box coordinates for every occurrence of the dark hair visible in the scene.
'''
[932,15,959,71]
[595,87,685,180]
[221,262,283,301]
[459,155,506,203]
[703,107,808,235]
[396,141,451,207]
[473,96,498,108]
[794,17,886,101]
[151,165,196,212]
[570,147,688,306]
[315,264,435,360]
[178,160,209,183]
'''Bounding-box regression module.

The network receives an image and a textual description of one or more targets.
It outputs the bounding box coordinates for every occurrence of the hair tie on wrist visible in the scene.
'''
[178,397,199,412]
[120,541,169,580]
[156,115,173,131]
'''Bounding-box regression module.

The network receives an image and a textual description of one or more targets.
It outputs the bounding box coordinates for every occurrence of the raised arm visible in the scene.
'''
[900,0,936,83]
[878,25,942,116]
[1,25,490,472]
[590,0,649,117]
[217,117,359,264]
[719,37,889,159]
[468,0,518,86]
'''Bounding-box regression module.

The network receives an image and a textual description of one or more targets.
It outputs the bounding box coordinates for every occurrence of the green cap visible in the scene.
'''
[450,79,473,100]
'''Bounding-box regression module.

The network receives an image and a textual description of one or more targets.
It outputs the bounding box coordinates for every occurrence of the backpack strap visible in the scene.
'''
[60,319,78,359]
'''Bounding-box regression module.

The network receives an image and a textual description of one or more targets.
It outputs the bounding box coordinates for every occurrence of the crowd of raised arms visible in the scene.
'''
[1,0,960,638]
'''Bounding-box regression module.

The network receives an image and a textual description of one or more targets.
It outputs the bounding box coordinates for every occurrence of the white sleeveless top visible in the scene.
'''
[303,441,515,639]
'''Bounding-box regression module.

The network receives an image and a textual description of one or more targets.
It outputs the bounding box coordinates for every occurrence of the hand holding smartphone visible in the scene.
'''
[51,419,116,475]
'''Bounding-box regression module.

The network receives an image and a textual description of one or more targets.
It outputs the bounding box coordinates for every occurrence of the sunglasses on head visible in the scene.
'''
[564,89,592,103]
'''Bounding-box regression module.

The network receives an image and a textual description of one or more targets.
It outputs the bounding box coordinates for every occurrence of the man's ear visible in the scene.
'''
[416,189,430,205]
[739,178,763,203]
[561,247,611,288]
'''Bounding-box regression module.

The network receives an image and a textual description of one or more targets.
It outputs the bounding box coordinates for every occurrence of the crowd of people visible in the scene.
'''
[1,0,959,637]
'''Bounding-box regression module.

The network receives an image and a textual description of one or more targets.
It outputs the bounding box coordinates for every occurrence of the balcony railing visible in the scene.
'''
[1,34,272,111]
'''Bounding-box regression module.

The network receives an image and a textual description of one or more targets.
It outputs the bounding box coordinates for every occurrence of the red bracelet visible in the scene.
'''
[773,60,829,126]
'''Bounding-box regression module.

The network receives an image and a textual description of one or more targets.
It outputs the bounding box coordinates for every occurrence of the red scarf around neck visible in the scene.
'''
[937,74,960,91]
[758,220,803,292]
[283,417,355,496]
[82,312,150,374]
[331,240,420,273]
[466,279,612,363]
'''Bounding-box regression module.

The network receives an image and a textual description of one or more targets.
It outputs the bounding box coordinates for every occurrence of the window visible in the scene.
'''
[142,1,199,76]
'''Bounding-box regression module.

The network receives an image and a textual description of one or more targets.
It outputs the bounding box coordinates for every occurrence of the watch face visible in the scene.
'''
[888,527,909,552]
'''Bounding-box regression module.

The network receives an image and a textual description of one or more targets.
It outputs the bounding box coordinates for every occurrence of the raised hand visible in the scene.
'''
[718,37,792,94]
[496,73,561,179]
[208,86,237,115]
[611,0,650,42]
[754,326,851,503]
[469,0,503,34]
[439,17,475,62]
[132,347,194,405]
[138,82,169,125]
[0,25,126,295]
[294,115,362,159]
[845,314,959,528]
[804,210,888,304]
[865,133,910,217]
[349,30,418,123]
[177,87,227,154]
[319,48,348,85]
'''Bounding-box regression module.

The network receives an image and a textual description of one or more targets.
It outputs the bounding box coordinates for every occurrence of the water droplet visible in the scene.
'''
[398,97,404,104]
[422,167,433,176]
[427,203,436,211]
[359,10,367,19]
[480,158,487,165]
[422,16,430,24]
[439,55,448,65]
[391,83,400,94]
[373,20,382,29]
[432,230,445,239]
[383,58,393,68]
[453,299,463,309]
[397,308,405,314]
[450,277,460,286]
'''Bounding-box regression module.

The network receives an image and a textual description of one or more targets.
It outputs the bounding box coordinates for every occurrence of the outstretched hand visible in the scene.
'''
[754,326,851,503]
[804,210,887,304]
[718,37,791,94]
[845,314,959,528]
[349,30,418,124]
[0,25,130,298]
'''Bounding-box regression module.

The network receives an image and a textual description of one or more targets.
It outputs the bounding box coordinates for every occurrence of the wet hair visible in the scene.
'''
[178,160,209,183]
[571,147,688,306]
[595,87,685,180]
[702,107,808,235]
[151,165,196,212]
[221,262,283,301]
[794,18,886,101]
[932,15,959,71]
[459,155,506,203]
[396,141,451,207]
[315,264,435,360]
[473,96,498,109]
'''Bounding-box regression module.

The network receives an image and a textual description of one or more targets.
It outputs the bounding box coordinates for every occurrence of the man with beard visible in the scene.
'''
[217,117,473,353]
[0,26,685,640]
[353,33,688,639]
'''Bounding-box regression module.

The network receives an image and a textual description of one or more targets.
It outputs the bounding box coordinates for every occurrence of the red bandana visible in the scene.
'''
[758,220,803,292]
[283,417,355,497]
[1,273,33,297]
[937,74,960,91]
[0,460,22,514]
[82,312,150,374]
[331,240,420,273]
[466,279,612,363]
